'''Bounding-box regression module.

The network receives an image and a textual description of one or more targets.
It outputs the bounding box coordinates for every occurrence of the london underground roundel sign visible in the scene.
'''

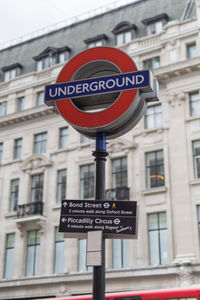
[45,47,159,139]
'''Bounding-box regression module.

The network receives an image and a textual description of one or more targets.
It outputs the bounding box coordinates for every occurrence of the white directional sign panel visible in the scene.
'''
[59,199,137,239]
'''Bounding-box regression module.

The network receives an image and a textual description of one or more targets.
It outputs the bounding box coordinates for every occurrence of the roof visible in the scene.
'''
[0,0,195,81]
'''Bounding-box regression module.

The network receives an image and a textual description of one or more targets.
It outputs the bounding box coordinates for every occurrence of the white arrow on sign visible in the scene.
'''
[63,202,68,207]
[62,217,67,223]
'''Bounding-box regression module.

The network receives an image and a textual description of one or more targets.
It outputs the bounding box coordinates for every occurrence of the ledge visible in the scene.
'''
[143,186,167,195]
[0,106,54,127]
[4,212,17,218]
[189,179,200,186]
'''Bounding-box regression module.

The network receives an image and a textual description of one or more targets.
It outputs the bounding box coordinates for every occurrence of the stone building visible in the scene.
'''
[0,0,200,298]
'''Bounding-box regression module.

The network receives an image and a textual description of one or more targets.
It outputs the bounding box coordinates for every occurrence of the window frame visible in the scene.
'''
[14,138,22,159]
[33,132,47,154]
[80,164,94,199]
[112,157,127,188]
[59,127,68,149]
[116,30,132,46]
[17,96,25,112]
[9,179,19,212]
[0,142,3,163]
[197,206,200,243]
[186,42,197,59]
[148,212,168,265]
[54,227,65,274]
[193,140,200,179]
[4,233,15,279]
[112,239,129,269]
[0,101,7,117]
[145,104,162,129]
[57,169,67,203]
[36,91,44,106]
[31,174,44,203]
[189,91,200,117]
[146,150,165,189]
[147,20,163,35]
[143,56,160,70]
[26,230,40,276]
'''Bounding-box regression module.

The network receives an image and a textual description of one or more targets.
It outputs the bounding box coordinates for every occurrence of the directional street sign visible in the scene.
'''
[59,199,137,239]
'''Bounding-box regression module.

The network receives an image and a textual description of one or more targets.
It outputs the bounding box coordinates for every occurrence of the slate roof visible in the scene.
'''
[0,0,196,82]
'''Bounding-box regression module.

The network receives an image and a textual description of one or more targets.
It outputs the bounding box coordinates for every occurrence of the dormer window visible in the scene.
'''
[112,22,137,46]
[84,34,108,49]
[33,46,70,71]
[142,13,169,36]
[1,63,22,82]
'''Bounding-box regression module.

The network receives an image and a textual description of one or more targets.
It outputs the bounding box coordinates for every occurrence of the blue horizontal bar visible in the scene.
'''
[45,70,150,103]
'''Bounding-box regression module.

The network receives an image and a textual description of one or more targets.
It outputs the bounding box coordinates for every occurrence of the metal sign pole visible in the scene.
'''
[92,132,108,300]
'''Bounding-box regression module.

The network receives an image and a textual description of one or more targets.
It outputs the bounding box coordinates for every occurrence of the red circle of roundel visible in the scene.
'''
[56,47,138,128]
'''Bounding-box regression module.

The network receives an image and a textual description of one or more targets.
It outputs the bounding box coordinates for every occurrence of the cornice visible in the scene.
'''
[0,106,55,127]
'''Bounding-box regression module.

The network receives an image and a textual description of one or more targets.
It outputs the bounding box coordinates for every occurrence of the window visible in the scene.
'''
[145,104,162,129]
[36,91,44,106]
[197,206,200,242]
[112,239,129,269]
[17,96,25,112]
[193,140,200,179]
[59,127,68,149]
[58,50,69,63]
[187,42,197,59]
[54,227,64,274]
[4,233,15,279]
[0,101,7,117]
[31,174,44,203]
[34,132,47,154]
[142,14,168,36]
[80,134,91,144]
[88,40,103,48]
[0,143,3,163]
[2,64,22,82]
[116,31,132,46]
[34,47,70,71]
[112,22,136,46]
[146,150,165,188]
[112,157,127,188]
[80,164,94,199]
[57,170,67,203]
[36,56,56,71]
[26,230,40,276]
[14,138,22,159]
[148,212,168,265]
[189,91,200,117]
[10,179,19,212]
[78,239,92,272]
[147,20,163,35]
[143,56,160,70]
[84,34,108,49]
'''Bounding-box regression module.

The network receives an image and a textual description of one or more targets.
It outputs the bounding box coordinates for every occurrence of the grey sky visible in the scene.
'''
[0,0,133,46]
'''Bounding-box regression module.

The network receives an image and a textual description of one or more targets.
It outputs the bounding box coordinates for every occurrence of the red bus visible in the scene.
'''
[35,287,200,300]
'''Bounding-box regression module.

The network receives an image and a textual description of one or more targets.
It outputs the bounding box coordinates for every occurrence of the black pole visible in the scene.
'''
[92,132,108,300]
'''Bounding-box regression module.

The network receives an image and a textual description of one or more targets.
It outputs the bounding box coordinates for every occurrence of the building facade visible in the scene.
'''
[0,0,200,298]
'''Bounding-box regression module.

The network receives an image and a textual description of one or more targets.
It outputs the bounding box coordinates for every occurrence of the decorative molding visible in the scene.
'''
[107,138,136,154]
[178,265,193,287]
[21,154,53,173]
[16,216,46,237]
[166,92,186,107]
